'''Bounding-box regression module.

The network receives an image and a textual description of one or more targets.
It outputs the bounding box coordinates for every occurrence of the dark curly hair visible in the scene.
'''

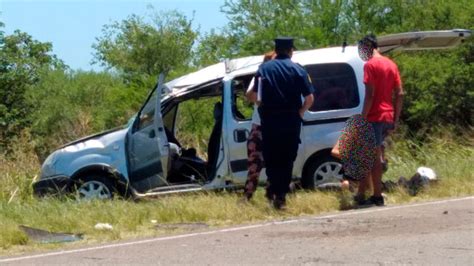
[359,34,378,49]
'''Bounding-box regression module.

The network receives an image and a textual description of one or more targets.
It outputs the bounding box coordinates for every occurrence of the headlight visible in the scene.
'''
[40,152,58,178]
[63,140,104,152]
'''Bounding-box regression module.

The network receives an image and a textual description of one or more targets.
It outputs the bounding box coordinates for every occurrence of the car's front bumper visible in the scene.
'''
[33,175,72,197]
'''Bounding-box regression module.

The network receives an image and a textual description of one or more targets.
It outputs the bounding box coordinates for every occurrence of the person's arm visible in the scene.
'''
[245,78,257,103]
[246,90,257,103]
[299,94,314,118]
[298,71,315,118]
[391,65,404,131]
[392,85,404,131]
[245,77,257,103]
[361,63,374,119]
[362,84,374,119]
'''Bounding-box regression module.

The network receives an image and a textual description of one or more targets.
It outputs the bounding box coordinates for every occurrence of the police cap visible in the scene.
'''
[274,37,296,50]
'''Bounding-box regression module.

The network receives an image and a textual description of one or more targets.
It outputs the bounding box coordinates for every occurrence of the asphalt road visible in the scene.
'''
[2,197,473,265]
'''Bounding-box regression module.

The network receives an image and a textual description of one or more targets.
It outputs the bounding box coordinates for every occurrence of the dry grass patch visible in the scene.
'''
[1,132,473,255]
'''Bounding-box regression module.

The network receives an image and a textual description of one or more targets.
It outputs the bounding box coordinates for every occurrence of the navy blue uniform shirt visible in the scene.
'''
[253,54,314,113]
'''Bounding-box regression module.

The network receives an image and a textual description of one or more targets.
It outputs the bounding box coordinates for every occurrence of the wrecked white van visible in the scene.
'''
[33,30,470,199]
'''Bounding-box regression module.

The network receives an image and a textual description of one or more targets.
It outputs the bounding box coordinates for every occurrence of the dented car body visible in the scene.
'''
[33,30,471,199]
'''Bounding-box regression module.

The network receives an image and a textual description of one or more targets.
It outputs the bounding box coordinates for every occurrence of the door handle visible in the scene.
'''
[149,130,156,138]
[233,128,249,143]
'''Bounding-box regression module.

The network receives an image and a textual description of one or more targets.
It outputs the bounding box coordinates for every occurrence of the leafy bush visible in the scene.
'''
[92,9,197,83]
[26,70,147,159]
[0,29,64,152]
[396,37,473,130]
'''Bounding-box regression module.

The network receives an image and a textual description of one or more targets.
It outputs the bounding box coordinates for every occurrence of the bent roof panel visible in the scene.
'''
[164,55,262,93]
[163,47,362,98]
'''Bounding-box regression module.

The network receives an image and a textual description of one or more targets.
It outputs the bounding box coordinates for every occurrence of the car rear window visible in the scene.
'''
[305,63,359,112]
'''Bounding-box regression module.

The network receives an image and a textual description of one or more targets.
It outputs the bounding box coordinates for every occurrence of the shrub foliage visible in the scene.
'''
[0,1,472,158]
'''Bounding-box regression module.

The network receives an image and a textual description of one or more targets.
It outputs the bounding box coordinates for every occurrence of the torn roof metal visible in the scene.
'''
[164,55,262,95]
[163,47,356,96]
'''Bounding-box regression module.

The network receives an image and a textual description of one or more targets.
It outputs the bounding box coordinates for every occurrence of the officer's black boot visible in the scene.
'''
[264,182,275,204]
[265,189,274,205]
[273,195,287,210]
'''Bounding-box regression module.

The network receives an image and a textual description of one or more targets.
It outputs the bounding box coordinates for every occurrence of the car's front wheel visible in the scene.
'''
[74,175,116,200]
[302,154,343,189]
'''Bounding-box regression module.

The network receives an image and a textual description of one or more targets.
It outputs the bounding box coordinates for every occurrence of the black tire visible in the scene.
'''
[302,154,343,189]
[73,174,118,200]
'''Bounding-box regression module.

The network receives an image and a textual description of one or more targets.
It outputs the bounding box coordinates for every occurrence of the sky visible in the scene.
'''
[0,0,228,71]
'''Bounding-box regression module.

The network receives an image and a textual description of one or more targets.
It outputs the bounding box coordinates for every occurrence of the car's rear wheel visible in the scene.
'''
[74,174,116,200]
[302,154,343,189]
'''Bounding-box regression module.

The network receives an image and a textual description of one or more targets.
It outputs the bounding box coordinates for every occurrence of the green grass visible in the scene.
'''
[1,131,473,256]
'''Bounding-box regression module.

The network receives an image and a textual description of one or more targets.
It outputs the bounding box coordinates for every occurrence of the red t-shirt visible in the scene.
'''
[363,56,402,123]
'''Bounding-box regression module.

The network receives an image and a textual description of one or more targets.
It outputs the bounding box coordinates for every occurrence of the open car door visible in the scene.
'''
[127,74,169,193]
[378,29,471,53]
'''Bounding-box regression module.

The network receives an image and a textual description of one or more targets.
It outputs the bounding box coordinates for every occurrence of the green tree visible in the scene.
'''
[193,29,239,67]
[219,0,473,54]
[27,70,140,159]
[222,0,308,54]
[219,0,473,130]
[397,38,474,129]
[220,0,361,55]
[0,26,64,152]
[347,0,474,35]
[92,9,198,86]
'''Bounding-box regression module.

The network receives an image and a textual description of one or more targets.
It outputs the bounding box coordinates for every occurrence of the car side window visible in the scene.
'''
[138,90,157,130]
[231,76,254,121]
[163,104,177,132]
[305,63,359,112]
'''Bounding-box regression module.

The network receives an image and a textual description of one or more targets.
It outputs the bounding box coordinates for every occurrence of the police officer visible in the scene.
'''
[247,37,314,209]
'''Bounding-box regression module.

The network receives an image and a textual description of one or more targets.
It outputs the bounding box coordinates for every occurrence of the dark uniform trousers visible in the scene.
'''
[260,110,301,200]
[254,53,313,202]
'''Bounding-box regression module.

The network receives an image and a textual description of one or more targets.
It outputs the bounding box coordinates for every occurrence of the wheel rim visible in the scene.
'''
[78,180,112,199]
[313,161,343,185]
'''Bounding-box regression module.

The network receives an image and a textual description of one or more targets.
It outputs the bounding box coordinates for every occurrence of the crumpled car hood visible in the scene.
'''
[59,127,125,149]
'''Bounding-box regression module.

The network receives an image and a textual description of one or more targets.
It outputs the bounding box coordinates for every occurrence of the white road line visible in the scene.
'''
[1,196,472,263]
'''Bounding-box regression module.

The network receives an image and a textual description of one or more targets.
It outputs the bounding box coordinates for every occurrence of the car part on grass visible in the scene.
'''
[19,225,83,244]
[94,223,113,231]
[382,167,438,196]
[417,167,437,181]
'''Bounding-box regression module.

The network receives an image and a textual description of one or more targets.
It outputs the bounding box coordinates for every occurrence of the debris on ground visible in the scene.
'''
[8,187,19,204]
[19,225,83,244]
[94,223,113,231]
[320,167,438,196]
[383,167,438,196]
